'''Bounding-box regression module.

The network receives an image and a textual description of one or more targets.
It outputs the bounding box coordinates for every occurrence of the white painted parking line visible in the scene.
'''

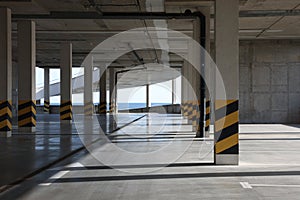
[251,184,300,188]
[39,162,84,186]
[240,182,300,189]
[39,171,70,186]
[240,182,253,189]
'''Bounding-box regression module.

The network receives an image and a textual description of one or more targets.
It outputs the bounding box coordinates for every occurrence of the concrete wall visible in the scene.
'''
[239,40,300,123]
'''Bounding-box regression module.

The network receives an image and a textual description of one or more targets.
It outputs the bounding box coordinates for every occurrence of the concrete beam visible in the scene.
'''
[44,67,50,113]
[214,0,239,165]
[60,42,72,123]
[17,20,36,132]
[84,55,93,116]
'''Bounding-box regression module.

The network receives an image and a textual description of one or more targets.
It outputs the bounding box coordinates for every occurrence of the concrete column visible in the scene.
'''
[172,79,176,104]
[98,67,107,114]
[44,67,50,113]
[214,0,239,165]
[84,55,93,116]
[17,20,36,132]
[181,61,188,117]
[191,18,202,137]
[0,8,12,137]
[60,43,72,122]
[109,68,116,113]
[146,84,149,110]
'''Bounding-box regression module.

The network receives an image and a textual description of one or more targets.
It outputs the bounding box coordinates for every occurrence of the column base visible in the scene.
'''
[215,154,239,165]
[0,131,12,138]
[60,120,72,124]
[204,131,210,138]
[18,127,36,132]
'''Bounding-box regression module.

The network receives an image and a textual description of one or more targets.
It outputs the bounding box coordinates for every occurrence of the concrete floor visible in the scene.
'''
[1,114,300,199]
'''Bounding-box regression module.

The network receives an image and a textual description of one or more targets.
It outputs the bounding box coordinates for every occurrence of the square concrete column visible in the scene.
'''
[98,67,107,114]
[190,18,203,137]
[181,61,188,117]
[17,20,36,132]
[0,8,12,137]
[146,84,149,111]
[84,55,93,116]
[60,43,72,122]
[214,0,239,165]
[109,68,116,113]
[172,79,176,104]
[44,67,50,113]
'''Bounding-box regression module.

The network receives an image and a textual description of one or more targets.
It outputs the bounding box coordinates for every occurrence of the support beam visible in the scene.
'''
[17,20,36,132]
[109,68,116,113]
[0,8,12,137]
[146,84,149,111]
[98,67,107,114]
[44,68,50,113]
[172,79,176,104]
[60,43,72,123]
[181,61,188,117]
[84,55,93,116]
[214,0,239,165]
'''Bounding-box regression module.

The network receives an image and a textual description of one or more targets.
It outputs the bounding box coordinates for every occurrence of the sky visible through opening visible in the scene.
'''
[36,67,181,109]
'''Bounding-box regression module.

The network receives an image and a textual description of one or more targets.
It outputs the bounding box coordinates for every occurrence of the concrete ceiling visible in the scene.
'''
[1,0,300,89]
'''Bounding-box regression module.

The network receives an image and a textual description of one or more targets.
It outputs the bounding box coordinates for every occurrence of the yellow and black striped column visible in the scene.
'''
[191,101,198,126]
[44,100,50,113]
[98,102,107,114]
[205,100,210,132]
[60,100,72,121]
[186,100,193,121]
[109,102,115,113]
[214,100,239,160]
[18,100,36,131]
[0,101,12,133]
[84,102,93,116]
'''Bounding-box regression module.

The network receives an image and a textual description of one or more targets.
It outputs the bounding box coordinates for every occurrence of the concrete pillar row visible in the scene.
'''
[84,55,94,116]
[98,67,107,114]
[0,8,12,137]
[214,0,239,165]
[60,42,72,123]
[44,67,50,113]
[17,20,36,132]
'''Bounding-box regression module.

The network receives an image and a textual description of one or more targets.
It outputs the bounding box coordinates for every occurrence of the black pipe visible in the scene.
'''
[193,12,206,138]
[12,11,203,20]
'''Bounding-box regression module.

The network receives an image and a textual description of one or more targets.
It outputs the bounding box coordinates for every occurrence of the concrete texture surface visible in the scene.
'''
[239,40,300,123]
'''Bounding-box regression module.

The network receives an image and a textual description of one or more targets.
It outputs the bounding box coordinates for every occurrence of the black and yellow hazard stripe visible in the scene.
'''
[84,102,94,116]
[205,100,210,132]
[0,101,12,131]
[44,100,50,113]
[215,100,239,154]
[98,102,107,114]
[60,100,72,120]
[18,100,36,127]
[187,100,193,120]
[109,102,115,113]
